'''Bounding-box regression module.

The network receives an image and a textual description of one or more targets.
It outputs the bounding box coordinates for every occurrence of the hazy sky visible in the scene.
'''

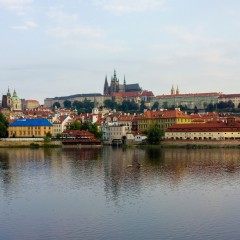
[1,0,240,104]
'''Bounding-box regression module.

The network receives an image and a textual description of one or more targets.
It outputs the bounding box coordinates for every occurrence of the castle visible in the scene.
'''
[103,70,142,95]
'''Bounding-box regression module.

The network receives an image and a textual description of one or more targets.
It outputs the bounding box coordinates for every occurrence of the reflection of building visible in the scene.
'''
[8,117,53,137]
[165,117,240,140]
[2,88,22,111]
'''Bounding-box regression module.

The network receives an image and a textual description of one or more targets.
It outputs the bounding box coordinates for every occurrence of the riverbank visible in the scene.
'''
[1,139,240,148]
[160,140,240,148]
[0,140,62,148]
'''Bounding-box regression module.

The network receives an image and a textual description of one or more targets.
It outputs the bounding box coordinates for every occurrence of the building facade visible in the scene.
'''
[165,117,240,140]
[138,109,192,132]
[8,117,53,138]
[155,89,221,110]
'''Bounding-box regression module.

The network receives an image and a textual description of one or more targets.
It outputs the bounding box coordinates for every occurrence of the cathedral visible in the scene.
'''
[2,88,22,111]
[103,70,142,95]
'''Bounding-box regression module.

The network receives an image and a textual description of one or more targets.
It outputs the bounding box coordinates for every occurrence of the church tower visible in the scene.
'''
[11,89,22,111]
[104,75,110,95]
[6,87,12,108]
[171,85,175,95]
[110,69,119,94]
[176,85,179,95]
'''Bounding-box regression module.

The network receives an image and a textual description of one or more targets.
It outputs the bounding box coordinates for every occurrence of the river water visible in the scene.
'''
[1,147,240,240]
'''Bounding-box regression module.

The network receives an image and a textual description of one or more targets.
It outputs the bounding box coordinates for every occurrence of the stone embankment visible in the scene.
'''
[0,139,61,148]
[161,140,240,148]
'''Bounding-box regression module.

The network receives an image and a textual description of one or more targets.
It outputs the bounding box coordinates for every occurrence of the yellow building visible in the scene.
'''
[8,117,53,138]
[138,109,192,132]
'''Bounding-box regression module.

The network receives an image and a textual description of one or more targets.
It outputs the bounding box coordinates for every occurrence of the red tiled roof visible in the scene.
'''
[141,110,190,119]
[166,119,240,132]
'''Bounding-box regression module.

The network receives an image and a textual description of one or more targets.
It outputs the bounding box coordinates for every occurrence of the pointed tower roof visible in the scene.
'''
[6,87,11,97]
[176,85,179,95]
[13,89,17,97]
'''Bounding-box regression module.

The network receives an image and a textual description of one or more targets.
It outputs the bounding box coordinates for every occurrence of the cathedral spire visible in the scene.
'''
[171,85,175,95]
[104,75,109,95]
[176,85,179,95]
[7,87,11,97]
[13,89,17,97]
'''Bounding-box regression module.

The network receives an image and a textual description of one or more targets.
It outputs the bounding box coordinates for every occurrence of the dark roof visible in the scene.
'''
[9,117,52,127]
[125,84,142,92]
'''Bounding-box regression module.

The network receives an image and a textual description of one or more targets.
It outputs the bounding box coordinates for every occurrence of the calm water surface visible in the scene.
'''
[1,147,240,240]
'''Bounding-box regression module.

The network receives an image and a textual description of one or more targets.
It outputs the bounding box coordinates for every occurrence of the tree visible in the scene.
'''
[63,99,72,109]
[162,102,168,109]
[140,100,148,113]
[53,102,61,109]
[104,99,116,109]
[194,106,199,114]
[56,133,62,139]
[206,103,214,112]
[70,121,81,130]
[0,113,8,138]
[151,101,159,111]
[147,124,164,145]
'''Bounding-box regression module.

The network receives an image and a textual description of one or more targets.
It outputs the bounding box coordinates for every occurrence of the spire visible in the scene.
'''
[7,87,11,97]
[13,89,17,97]
[176,85,179,95]
[124,75,126,85]
[104,75,109,95]
[171,85,175,95]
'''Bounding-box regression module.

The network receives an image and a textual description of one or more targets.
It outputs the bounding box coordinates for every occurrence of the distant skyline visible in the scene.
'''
[1,0,240,104]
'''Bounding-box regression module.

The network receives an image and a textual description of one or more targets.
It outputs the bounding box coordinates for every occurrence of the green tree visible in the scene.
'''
[70,121,81,130]
[162,102,168,109]
[206,103,214,112]
[56,133,62,139]
[0,113,8,138]
[194,106,199,114]
[53,102,61,109]
[63,99,72,109]
[151,101,159,111]
[147,124,164,145]
[140,100,148,113]
[104,99,116,109]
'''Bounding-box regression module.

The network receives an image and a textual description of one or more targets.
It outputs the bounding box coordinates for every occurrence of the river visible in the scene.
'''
[1,147,240,240]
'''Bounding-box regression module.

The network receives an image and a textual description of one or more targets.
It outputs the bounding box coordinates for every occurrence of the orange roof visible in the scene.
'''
[141,110,190,119]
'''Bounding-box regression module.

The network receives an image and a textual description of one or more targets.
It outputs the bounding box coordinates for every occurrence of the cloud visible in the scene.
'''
[164,26,207,44]
[94,0,165,14]
[0,0,32,13]
[47,8,104,40]
[12,20,37,30]
[45,7,120,51]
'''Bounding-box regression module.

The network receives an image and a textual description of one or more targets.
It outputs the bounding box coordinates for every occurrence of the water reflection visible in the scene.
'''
[1,147,240,240]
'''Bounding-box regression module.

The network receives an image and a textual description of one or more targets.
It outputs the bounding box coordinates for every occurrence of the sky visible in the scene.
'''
[0,0,240,104]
